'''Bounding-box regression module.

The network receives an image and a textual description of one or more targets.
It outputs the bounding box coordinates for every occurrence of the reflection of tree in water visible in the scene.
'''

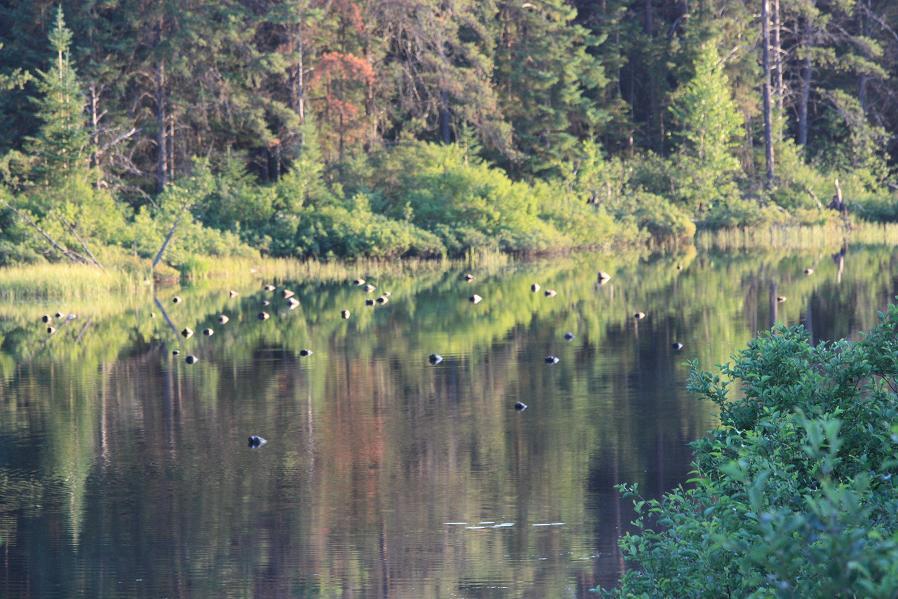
[0,245,896,595]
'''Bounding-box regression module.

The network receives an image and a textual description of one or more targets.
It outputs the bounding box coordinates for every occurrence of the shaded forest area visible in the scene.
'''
[0,0,896,266]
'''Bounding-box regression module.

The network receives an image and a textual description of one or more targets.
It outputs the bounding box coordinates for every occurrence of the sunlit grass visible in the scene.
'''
[0,262,151,302]
[696,222,898,251]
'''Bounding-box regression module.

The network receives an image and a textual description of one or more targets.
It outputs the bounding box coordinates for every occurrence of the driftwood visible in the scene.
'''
[65,220,104,269]
[0,199,90,264]
[0,197,106,267]
[152,209,186,269]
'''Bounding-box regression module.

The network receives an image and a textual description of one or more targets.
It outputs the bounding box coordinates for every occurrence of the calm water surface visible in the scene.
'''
[0,244,895,598]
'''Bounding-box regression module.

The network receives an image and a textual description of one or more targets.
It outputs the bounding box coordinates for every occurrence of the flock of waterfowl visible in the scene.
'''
[37,261,816,446]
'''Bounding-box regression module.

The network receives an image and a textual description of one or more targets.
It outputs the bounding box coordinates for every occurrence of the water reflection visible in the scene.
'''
[0,244,896,597]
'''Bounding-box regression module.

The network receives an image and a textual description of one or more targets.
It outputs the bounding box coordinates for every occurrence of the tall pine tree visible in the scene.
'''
[670,40,743,212]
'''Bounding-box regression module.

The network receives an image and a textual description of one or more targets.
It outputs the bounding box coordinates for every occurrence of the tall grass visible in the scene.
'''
[696,222,898,251]
[0,262,150,301]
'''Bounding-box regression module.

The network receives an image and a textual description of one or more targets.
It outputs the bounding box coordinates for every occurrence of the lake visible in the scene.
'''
[0,242,894,597]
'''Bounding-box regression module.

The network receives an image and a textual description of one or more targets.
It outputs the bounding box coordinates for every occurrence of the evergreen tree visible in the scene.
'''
[26,6,92,194]
[493,0,608,176]
[669,40,743,212]
[17,6,121,264]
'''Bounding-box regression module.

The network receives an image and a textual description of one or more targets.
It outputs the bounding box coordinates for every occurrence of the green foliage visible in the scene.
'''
[294,194,446,259]
[369,141,644,255]
[494,0,609,176]
[626,191,696,240]
[669,41,743,213]
[24,7,91,192]
[597,306,898,597]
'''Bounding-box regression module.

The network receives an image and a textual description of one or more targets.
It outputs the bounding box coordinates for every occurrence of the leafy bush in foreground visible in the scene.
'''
[597,305,898,597]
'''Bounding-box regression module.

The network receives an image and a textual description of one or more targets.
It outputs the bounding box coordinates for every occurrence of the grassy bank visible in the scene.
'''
[3,221,898,303]
[0,262,150,301]
[697,221,898,251]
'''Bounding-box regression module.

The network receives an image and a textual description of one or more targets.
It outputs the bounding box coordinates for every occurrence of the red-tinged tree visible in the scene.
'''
[310,50,375,161]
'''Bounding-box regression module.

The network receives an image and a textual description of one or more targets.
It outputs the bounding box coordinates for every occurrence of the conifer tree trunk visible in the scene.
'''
[761,0,775,187]
[798,19,813,147]
[290,23,305,123]
[154,59,168,192]
[772,0,783,114]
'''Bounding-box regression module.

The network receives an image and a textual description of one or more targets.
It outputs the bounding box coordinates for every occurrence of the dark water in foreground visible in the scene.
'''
[0,245,895,598]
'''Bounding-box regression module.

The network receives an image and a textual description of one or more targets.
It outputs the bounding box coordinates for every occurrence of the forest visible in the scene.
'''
[0,0,896,267]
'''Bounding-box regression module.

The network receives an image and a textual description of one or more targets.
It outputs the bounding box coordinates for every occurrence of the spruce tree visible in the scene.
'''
[26,6,92,196]
[669,41,743,212]
[494,0,607,177]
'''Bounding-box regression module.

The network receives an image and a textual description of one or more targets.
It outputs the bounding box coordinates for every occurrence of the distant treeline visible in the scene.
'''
[0,1,896,266]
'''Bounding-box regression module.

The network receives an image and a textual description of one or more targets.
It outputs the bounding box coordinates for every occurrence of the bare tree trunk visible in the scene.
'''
[290,22,305,124]
[89,83,101,172]
[1,199,90,265]
[154,59,168,192]
[168,110,175,179]
[858,0,870,113]
[798,19,813,147]
[439,90,451,144]
[772,0,784,114]
[761,0,775,187]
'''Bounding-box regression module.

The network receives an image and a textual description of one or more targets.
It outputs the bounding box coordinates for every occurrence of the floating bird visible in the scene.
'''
[514,401,528,411]
[341,310,351,319]
[545,355,560,364]
[531,283,540,292]
[598,271,612,282]
[264,284,276,292]
[281,289,295,299]
[258,311,270,320]
[564,332,575,341]
[172,349,181,356]
[429,353,443,365]
[470,294,483,304]
[262,300,271,307]
[172,296,182,304]
[203,328,214,337]
[364,284,377,293]
[46,326,56,335]
[41,314,52,323]
[672,342,684,351]
[365,298,375,306]
[634,312,646,320]
[229,290,239,298]
[376,295,389,305]
[185,355,199,365]
[777,296,787,303]
[544,289,557,297]
[248,435,267,448]
[217,314,230,324]
[463,273,475,281]
[299,349,313,357]
[804,268,814,275]
[181,327,194,339]
[352,278,365,286]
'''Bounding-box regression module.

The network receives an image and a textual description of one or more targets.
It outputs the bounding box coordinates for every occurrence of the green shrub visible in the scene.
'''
[294,195,445,259]
[597,306,898,597]
[625,191,696,240]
